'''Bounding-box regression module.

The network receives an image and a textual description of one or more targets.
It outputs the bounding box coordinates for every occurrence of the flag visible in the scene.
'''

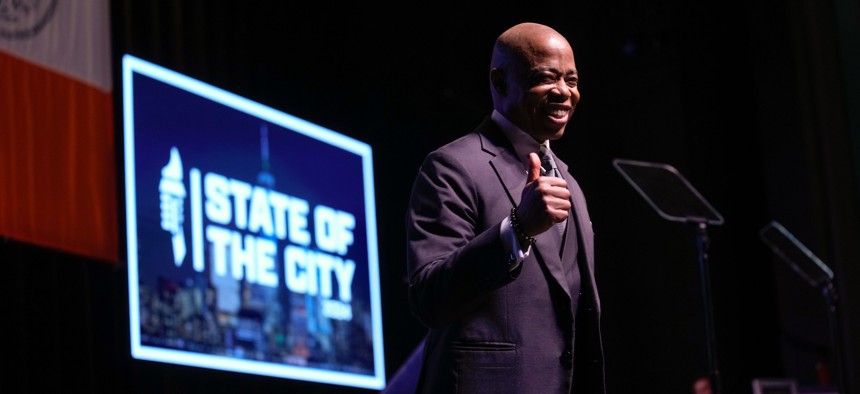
[0,0,117,262]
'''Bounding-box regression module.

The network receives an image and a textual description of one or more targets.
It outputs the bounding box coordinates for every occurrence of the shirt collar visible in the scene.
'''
[491,110,548,168]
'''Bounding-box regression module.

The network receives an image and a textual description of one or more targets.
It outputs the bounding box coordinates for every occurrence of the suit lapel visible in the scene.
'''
[556,160,579,265]
[479,120,524,207]
[557,158,599,308]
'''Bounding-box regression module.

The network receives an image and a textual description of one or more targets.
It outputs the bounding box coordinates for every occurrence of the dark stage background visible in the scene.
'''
[4,1,859,393]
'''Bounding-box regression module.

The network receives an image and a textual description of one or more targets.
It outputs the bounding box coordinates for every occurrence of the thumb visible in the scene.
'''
[527,152,541,183]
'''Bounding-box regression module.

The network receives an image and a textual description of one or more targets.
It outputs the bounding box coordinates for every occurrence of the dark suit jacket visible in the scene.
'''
[406,118,606,393]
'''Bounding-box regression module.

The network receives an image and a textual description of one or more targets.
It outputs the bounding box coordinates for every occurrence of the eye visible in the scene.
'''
[529,70,559,85]
[537,74,557,84]
[566,78,578,88]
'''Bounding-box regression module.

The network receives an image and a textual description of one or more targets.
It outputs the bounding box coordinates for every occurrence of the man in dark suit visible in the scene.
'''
[406,22,606,393]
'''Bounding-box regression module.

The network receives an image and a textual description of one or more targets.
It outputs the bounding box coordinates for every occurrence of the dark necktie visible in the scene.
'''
[539,143,567,239]
[539,143,556,177]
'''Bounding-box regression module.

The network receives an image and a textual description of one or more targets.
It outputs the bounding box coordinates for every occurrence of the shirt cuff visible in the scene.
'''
[501,214,531,271]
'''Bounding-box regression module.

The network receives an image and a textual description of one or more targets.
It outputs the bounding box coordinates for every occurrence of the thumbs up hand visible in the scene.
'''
[514,152,571,237]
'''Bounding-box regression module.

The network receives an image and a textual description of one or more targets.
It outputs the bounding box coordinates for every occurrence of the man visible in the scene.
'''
[405,22,606,393]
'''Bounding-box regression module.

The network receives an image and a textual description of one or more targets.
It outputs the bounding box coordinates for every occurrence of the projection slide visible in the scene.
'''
[122,54,385,390]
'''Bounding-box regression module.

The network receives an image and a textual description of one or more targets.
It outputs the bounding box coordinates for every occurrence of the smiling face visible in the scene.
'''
[490,23,579,143]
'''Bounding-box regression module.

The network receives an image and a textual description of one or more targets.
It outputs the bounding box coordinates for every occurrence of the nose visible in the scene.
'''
[552,80,572,98]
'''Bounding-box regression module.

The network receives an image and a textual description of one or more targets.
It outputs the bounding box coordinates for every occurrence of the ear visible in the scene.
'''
[490,68,506,95]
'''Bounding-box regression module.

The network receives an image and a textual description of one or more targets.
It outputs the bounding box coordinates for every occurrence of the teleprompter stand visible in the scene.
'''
[759,221,846,394]
[613,158,725,394]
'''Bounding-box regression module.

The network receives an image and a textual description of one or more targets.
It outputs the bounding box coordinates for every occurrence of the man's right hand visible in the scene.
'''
[515,152,571,237]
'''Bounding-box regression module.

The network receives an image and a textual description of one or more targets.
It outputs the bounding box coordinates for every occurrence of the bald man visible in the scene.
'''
[406,22,606,393]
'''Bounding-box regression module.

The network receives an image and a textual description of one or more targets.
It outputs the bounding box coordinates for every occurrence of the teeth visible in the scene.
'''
[546,108,569,117]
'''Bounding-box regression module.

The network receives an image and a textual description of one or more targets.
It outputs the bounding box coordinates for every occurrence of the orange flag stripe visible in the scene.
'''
[0,51,117,263]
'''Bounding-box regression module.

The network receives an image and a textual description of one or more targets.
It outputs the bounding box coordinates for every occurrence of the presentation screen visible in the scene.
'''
[121,54,385,390]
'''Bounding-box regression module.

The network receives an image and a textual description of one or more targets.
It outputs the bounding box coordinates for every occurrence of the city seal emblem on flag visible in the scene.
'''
[0,0,58,39]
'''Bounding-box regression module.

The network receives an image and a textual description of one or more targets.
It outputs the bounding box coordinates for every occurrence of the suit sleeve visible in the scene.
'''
[406,149,516,328]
